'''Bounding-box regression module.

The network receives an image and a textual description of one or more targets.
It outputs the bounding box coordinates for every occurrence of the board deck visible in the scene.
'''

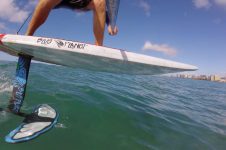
[0,34,198,75]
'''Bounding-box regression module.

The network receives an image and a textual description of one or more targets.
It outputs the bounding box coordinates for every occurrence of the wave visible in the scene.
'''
[1,61,226,149]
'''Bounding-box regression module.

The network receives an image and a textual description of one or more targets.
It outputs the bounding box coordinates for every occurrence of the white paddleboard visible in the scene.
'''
[0,34,197,75]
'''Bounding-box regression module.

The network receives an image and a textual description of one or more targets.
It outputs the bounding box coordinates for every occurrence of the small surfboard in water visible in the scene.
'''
[0,34,198,75]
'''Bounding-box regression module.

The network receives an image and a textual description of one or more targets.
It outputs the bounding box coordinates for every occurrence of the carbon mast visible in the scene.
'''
[8,55,32,115]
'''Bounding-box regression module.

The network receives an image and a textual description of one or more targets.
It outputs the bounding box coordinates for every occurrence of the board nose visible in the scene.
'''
[0,34,5,45]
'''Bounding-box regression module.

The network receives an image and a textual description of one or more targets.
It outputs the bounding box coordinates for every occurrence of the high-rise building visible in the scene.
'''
[215,75,221,81]
[210,75,220,81]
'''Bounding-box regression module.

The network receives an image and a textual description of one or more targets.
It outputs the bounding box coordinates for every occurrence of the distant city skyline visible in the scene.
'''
[175,74,226,83]
[0,0,226,75]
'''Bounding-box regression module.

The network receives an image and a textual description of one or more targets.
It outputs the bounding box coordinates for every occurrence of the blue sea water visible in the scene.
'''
[0,61,226,150]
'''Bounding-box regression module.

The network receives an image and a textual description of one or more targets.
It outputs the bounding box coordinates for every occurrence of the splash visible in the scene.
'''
[55,123,67,129]
[0,82,13,93]
[0,73,12,93]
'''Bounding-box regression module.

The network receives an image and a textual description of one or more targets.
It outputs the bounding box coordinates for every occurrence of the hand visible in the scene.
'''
[108,25,118,36]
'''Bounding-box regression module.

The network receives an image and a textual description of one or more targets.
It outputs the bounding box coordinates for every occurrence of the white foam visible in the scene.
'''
[0,73,12,93]
[0,82,13,93]
[55,123,67,129]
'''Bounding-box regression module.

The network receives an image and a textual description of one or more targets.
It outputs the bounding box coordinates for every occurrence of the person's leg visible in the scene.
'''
[26,0,62,36]
[87,0,106,46]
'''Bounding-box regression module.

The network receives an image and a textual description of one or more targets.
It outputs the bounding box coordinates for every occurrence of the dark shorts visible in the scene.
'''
[54,0,92,10]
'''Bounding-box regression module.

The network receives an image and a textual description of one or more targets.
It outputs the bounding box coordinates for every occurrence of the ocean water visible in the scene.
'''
[0,61,226,150]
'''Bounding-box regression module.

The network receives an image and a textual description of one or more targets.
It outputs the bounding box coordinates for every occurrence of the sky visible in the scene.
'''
[0,0,225,75]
